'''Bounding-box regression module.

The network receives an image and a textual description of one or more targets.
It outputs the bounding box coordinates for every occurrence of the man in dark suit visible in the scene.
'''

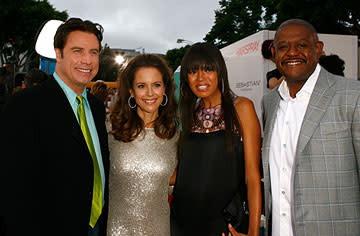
[0,18,110,236]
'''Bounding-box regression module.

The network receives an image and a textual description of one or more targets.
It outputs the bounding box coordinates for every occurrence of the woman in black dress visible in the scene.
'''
[171,43,261,236]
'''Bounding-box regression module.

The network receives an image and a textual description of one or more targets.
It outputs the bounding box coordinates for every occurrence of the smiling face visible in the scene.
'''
[130,67,165,123]
[55,30,100,95]
[187,67,221,101]
[272,23,323,86]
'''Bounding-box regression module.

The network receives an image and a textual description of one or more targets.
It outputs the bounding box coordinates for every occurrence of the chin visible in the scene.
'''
[284,75,309,83]
[139,106,160,114]
[193,91,213,98]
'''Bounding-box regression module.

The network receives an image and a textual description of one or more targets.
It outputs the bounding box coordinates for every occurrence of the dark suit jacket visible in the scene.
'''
[0,77,110,236]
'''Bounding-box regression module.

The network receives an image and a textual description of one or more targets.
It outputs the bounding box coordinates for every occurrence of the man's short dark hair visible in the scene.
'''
[54,18,104,56]
[275,19,319,44]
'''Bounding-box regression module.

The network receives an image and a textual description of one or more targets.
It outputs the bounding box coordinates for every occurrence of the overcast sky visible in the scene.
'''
[48,0,220,54]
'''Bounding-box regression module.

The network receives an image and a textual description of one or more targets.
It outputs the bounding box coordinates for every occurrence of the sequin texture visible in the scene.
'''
[107,128,178,236]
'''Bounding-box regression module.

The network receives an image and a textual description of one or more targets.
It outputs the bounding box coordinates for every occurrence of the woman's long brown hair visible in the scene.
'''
[111,54,178,142]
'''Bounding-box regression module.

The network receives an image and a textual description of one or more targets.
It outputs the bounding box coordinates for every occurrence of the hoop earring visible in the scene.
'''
[160,94,168,107]
[128,96,137,109]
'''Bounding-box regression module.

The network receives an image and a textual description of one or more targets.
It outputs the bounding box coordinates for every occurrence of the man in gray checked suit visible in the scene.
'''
[262,19,360,236]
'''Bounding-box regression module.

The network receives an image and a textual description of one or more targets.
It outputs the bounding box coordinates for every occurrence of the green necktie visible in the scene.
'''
[76,96,102,228]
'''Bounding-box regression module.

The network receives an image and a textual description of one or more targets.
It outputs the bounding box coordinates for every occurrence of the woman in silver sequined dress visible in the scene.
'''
[108,54,179,236]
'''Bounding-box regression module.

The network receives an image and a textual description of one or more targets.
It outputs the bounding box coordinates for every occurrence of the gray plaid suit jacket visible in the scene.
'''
[261,68,360,236]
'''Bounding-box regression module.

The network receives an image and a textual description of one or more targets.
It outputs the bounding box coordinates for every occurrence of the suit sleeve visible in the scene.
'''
[261,96,267,129]
[0,91,43,235]
[352,93,360,180]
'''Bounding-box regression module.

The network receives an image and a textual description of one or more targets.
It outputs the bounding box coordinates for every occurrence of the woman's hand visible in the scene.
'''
[221,224,247,236]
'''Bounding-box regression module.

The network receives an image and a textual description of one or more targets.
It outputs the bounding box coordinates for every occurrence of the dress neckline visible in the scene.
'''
[192,104,225,133]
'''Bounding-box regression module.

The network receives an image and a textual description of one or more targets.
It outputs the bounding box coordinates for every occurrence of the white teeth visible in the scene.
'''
[287,61,301,65]
[198,85,208,89]
[144,99,156,104]
[78,69,90,72]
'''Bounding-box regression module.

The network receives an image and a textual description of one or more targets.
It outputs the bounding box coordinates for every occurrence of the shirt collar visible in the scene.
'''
[53,72,88,106]
[278,63,321,102]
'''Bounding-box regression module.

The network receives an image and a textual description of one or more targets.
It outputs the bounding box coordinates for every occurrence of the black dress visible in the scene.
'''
[170,130,245,236]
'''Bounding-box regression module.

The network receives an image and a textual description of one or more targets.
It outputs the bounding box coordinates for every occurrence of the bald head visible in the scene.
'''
[275,19,319,44]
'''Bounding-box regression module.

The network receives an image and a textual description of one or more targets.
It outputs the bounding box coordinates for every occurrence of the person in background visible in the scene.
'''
[11,86,22,94]
[108,54,179,236]
[262,19,360,236]
[318,54,345,76]
[0,18,110,236]
[24,68,50,88]
[0,67,6,113]
[261,40,284,89]
[91,81,110,122]
[2,63,14,99]
[0,84,5,114]
[90,81,108,104]
[171,42,261,236]
[12,72,24,94]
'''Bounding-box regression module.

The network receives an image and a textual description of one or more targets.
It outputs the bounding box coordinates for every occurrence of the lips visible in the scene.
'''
[142,99,157,104]
[282,58,306,66]
[77,68,91,73]
[196,84,209,91]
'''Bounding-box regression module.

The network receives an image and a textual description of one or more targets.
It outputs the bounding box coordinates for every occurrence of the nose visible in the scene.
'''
[287,44,299,56]
[81,52,92,64]
[146,86,153,96]
[197,69,204,81]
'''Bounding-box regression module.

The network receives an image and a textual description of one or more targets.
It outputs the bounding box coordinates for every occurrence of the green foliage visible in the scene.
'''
[204,0,276,47]
[274,0,360,36]
[204,0,360,47]
[93,45,120,82]
[164,45,191,73]
[0,0,68,69]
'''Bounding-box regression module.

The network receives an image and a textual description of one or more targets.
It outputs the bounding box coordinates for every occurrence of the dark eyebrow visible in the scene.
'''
[70,47,99,53]
[70,47,83,50]
[90,48,99,53]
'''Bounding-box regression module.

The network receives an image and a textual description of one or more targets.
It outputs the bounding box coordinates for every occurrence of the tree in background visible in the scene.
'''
[204,0,276,48]
[164,45,191,73]
[274,0,360,36]
[204,0,359,47]
[0,0,68,70]
[93,44,121,82]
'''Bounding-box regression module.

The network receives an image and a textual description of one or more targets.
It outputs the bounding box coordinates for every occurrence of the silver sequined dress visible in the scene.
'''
[107,128,178,236]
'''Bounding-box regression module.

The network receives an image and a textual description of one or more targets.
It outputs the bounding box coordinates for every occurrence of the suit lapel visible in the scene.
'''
[262,89,281,229]
[263,90,281,162]
[46,77,89,152]
[296,68,337,155]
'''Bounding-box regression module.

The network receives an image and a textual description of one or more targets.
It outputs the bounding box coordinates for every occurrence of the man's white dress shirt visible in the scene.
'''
[269,64,321,236]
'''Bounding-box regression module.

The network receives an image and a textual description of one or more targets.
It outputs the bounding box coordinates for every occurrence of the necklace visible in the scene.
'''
[192,104,225,133]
